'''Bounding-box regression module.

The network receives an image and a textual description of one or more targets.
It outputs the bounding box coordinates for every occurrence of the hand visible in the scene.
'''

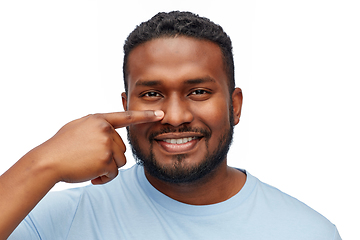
[35,110,164,185]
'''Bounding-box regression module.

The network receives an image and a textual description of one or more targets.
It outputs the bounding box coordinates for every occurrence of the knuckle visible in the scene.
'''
[88,113,102,121]
[114,154,126,167]
[92,113,103,118]
[99,149,113,163]
[101,136,113,148]
[89,116,113,133]
[100,122,113,134]
[124,111,133,122]
[85,114,105,126]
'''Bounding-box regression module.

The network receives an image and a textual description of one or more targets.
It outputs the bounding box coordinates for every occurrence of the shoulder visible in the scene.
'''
[245,171,339,239]
[15,165,140,238]
[33,166,138,221]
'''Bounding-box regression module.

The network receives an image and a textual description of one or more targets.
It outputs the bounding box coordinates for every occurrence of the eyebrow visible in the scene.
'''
[184,76,216,85]
[135,80,162,87]
[135,76,216,87]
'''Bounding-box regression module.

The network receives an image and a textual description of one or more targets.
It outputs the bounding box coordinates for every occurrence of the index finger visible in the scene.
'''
[103,110,164,129]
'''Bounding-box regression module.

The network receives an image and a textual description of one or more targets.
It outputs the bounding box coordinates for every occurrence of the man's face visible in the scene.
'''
[123,36,241,183]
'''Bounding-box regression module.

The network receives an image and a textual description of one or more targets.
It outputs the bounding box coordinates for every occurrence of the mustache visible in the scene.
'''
[149,125,211,141]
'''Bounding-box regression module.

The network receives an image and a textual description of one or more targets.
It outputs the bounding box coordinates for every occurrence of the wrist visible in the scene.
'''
[23,145,62,187]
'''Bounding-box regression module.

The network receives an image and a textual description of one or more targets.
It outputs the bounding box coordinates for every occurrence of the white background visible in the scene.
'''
[0,0,359,239]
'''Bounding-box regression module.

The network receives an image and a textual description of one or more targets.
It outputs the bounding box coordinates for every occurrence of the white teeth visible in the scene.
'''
[163,137,196,144]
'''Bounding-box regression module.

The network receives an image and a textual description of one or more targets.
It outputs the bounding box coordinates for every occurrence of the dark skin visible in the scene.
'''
[0,111,165,239]
[122,36,246,205]
[0,36,245,239]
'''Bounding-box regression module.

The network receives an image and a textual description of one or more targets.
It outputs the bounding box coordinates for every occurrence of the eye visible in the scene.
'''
[191,89,208,95]
[144,91,161,97]
[188,89,212,100]
[140,91,163,100]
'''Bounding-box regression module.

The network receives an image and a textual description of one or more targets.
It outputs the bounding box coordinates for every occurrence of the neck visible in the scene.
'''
[144,161,246,205]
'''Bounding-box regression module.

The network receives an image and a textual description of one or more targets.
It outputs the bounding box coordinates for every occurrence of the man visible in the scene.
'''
[1,11,340,239]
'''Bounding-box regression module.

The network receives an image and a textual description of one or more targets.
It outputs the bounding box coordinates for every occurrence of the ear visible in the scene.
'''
[231,88,243,125]
[121,92,128,111]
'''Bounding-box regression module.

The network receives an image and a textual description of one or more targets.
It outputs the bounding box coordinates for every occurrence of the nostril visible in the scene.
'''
[160,109,193,127]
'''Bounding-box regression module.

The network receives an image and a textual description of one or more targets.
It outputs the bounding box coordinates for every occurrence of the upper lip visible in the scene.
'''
[153,132,204,141]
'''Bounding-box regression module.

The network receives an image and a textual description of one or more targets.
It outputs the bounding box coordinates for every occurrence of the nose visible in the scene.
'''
[160,94,194,127]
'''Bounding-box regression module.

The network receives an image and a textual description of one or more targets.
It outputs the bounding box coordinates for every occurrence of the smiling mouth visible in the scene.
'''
[162,136,199,144]
[154,134,204,154]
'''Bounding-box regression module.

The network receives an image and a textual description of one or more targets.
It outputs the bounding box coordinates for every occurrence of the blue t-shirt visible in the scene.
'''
[10,165,341,239]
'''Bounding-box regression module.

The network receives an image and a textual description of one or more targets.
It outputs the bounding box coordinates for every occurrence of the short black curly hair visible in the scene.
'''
[123,11,235,95]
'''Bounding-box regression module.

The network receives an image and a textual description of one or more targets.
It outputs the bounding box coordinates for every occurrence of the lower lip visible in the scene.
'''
[156,138,200,153]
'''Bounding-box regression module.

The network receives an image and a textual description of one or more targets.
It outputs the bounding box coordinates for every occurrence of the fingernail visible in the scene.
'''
[154,110,164,118]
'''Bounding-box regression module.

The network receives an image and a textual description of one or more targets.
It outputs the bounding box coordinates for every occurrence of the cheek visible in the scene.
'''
[192,98,231,130]
[130,122,150,133]
[128,100,150,111]
[128,123,151,146]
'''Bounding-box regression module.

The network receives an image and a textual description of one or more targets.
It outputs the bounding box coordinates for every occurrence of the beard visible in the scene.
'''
[127,113,235,184]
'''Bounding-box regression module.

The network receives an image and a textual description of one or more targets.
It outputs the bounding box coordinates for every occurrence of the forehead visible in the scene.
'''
[126,36,228,90]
